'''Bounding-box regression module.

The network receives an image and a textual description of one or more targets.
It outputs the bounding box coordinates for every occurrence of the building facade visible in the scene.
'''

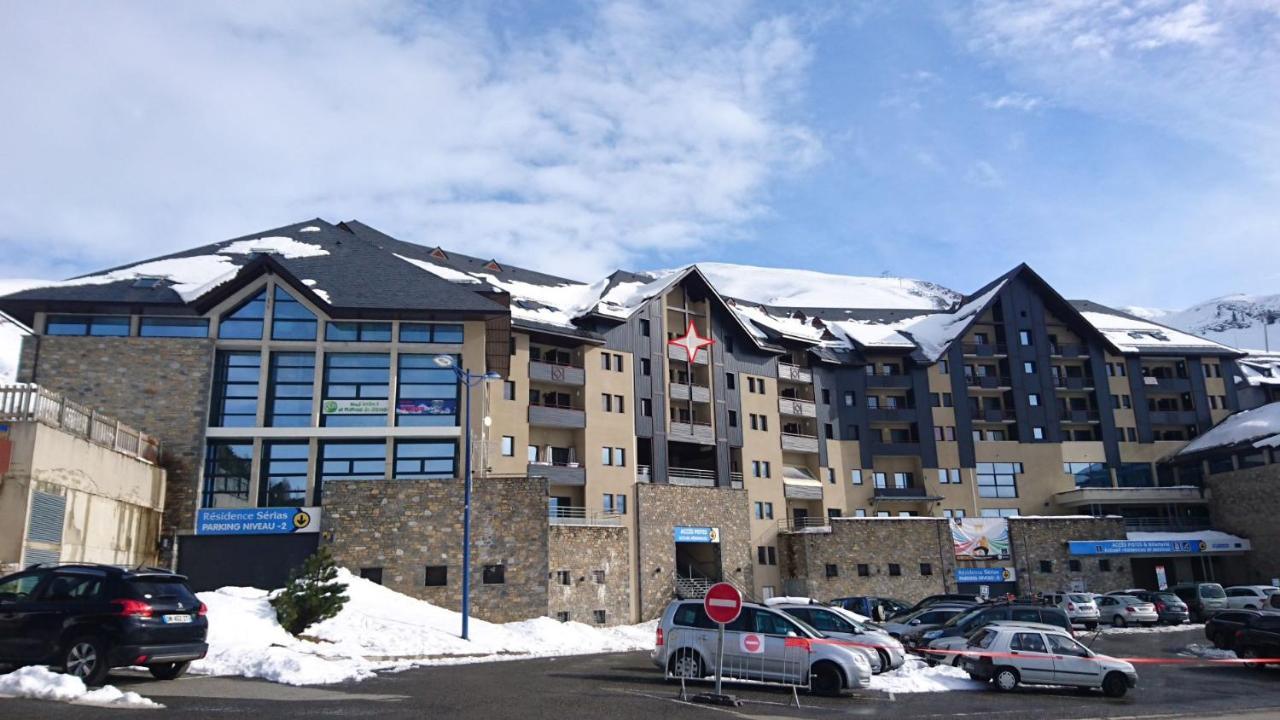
[0,218,1267,622]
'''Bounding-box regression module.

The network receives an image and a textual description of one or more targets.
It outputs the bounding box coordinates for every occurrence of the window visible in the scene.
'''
[945,426,956,441]
[271,287,317,340]
[1032,426,1045,440]
[977,462,1021,498]
[759,415,767,431]
[641,398,652,417]
[322,353,391,427]
[982,508,1020,518]
[325,321,391,342]
[821,388,831,404]
[394,440,458,479]
[425,566,448,586]
[211,351,262,427]
[850,470,863,485]
[396,354,458,427]
[930,393,941,408]
[1023,361,1036,374]
[825,564,839,578]
[754,501,774,520]
[319,441,387,483]
[593,610,607,625]
[726,372,735,389]
[1019,330,1032,346]
[920,563,933,576]
[139,317,208,337]
[1011,633,1047,653]
[46,314,131,337]
[260,442,309,506]
[825,467,835,484]
[888,563,901,576]
[483,565,505,584]
[502,380,516,401]
[360,568,383,585]
[556,611,570,622]
[1039,561,1052,573]
[501,436,515,456]
[556,570,571,586]
[872,472,887,488]
[601,353,611,371]
[1028,393,1040,407]
[825,423,834,439]
[399,323,464,343]
[854,509,866,517]
[266,352,315,427]
[202,441,252,508]
[727,410,738,427]
[639,319,650,336]
[843,391,855,407]
[939,360,949,374]
[613,353,624,371]
[1064,462,1110,488]
[1099,559,1112,572]
[593,570,606,584]
[602,394,612,412]
[614,395,624,413]
[1068,559,1082,572]
[749,413,758,430]
[855,564,870,577]
[1126,427,1138,442]
[942,392,953,407]
[641,358,651,376]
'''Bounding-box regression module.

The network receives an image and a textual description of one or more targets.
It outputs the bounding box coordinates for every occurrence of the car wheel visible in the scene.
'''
[992,667,1019,692]
[63,636,110,687]
[809,661,844,697]
[1112,616,1126,628]
[668,651,704,680]
[148,661,191,681]
[1102,672,1128,698]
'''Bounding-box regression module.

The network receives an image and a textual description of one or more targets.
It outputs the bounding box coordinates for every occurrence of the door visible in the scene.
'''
[792,508,809,528]
[1007,632,1055,683]
[1096,595,1119,623]
[1047,634,1102,686]
[0,571,49,662]
[750,608,808,682]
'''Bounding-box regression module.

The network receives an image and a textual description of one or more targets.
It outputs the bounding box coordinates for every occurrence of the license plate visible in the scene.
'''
[162,614,192,624]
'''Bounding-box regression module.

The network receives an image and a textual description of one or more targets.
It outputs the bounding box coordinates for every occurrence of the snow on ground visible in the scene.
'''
[1179,643,1237,660]
[1099,622,1204,636]
[869,657,984,693]
[192,569,656,686]
[0,666,160,708]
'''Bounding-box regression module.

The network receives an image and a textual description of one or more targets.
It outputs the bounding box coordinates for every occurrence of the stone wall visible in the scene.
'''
[547,525,631,626]
[1008,517,1128,595]
[1207,465,1280,584]
[635,484,753,620]
[322,477,550,623]
[779,519,954,602]
[21,336,215,557]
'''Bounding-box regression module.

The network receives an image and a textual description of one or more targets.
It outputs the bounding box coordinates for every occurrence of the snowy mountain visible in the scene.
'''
[684,262,961,310]
[0,279,42,383]
[1125,294,1280,352]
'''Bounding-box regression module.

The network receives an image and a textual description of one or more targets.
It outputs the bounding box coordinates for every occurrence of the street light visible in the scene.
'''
[434,354,501,640]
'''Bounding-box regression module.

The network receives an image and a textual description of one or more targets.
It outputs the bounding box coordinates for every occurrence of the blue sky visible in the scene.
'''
[1,1,1277,309]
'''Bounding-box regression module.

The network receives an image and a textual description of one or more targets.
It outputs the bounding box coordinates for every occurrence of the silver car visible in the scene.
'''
[879,604,972,638]
[652,599,872,695]
[767,600,906,673]
[961,624,1138,697]
[1225,585,1280,610]
[1042,592,1101,629]
[1096,594,1158,627]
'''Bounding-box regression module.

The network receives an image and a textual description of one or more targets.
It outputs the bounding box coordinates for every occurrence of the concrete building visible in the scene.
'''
[0,218,1267,622]
[0,384,166,573]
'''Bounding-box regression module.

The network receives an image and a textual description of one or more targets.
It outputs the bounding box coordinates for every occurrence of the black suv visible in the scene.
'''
[0,564,208,686]
[1235,612,1280,662]
[1205,609,1272,650]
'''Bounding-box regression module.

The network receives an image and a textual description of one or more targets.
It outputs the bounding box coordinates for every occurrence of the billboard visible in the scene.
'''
[952,518,1011,560]
[196,507,320,536]
[396,398,458,416]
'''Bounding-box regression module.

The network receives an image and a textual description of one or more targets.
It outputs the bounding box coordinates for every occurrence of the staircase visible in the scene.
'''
[675,576,712,599]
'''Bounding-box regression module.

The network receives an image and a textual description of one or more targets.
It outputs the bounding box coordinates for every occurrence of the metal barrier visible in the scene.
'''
[662,626,812,707]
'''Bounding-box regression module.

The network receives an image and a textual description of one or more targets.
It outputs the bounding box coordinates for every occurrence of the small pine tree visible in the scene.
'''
[271,547,349,636]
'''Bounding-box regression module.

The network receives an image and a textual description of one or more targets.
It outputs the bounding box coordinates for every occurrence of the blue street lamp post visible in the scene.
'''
[434,355,500,641]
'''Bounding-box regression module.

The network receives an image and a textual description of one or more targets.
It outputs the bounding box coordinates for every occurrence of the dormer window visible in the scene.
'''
[483,259,502,272]
[430,247,449,260]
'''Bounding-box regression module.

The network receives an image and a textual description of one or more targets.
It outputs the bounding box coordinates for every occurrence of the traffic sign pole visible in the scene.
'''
[698,583,743,707]
[714,622,725,696]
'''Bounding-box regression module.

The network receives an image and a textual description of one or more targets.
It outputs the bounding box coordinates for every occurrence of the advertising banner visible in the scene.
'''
[673,526,720,543]
[1068,539,1213,555]
[196,507,320,535]
[951,518,1011,559]
[322,398,389,415]
[396,398,458,416]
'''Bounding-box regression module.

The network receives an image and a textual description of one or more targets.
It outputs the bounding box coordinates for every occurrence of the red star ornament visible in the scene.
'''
[668,320,714,364]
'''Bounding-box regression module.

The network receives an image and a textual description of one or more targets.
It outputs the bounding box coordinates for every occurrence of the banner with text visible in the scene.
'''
[196,507,321,535]
[952,518,1011,560]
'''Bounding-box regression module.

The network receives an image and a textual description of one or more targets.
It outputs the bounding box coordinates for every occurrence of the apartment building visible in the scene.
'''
[0,218,1260,620]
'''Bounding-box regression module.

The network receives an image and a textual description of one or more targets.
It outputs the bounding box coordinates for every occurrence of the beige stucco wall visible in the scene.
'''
[739,369,787,597]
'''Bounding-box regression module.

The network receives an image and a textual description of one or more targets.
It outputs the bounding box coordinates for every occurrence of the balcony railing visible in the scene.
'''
[1053,376,1095,391]
[962,343,1008,357]
[777,363,813,384]
[529,404,586,428]
[778,397,817,418]
[529,360,585,386]
[1144,376,1192,393]
[548,506,623,527]
[778,516,830,532]
[866,441,921,456]
[871,486,934,500]
[668,420,714,445]
[1049,343,1090,358]
[1121,517,1212,533]
[669,382,712,403]
[974,408,1014,423]
[1059,409,1101,423]
[966,375,1012,389]
[867,406,918,423]
[1148,410,1198,426]
[780,433,820,454]
[635,465,720,486]
[866,373,913,389]
[668,343,708,365]
[0,383,160,464]
[526,462,586,486]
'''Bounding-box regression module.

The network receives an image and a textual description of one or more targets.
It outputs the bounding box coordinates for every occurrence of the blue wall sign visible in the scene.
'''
[674,526,720,543]
[956,567,1016,583]
[1069,539,1207,556]
[196,507,321,536]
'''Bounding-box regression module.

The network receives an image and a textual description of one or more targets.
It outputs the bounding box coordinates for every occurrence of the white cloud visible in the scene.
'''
[983,92,1045,112]
[0,1,817,281]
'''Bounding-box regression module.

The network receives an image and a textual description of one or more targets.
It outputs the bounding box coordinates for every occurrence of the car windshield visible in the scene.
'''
[1068,594,1093,603]
[1262,588,1280,596]
[1154,593,1181,604]
[128,576,198,604]
[941,606,986,628]
[1201,585,1227,599]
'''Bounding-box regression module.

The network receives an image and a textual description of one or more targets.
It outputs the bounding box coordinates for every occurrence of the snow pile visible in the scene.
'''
[1177,403,1280,456]
[688,262,959,311]
[1101,622,1204,635]
[0,666,160,708]
[219,237,329,259]
[1079,310,1231,353]
[1179,643,1236,660]
[30,255,242,303]
[192,570,656,686]
[869,657,984,693]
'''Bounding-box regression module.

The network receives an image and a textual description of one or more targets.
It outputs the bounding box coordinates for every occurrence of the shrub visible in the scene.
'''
[271,547,349,636]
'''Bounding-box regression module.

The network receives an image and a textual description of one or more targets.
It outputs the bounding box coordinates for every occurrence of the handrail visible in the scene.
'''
[0,383,160,464]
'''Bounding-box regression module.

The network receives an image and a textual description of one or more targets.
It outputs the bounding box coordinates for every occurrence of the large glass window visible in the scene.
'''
[139,317,209,337]
[326,322,392,342]
[260,442,309,506]
[396,354,459,427]
[399,323,464,344]
[202,441,253,508]
[1116,463,1155,488]
[393,440,458,479]
[266,352,315,427]
[210,351,262,427]
[271,287,317,340]
[219,289,267,339]
[322,353,390,427]
[977,462,1021,498]
[46,315,130,336]
[1064,462,1111,488]
[320,442,387,483]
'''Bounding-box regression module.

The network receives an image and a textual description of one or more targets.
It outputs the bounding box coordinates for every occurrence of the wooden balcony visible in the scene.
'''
[778,397,817,418]
[780,433,820,454]
[529,404,586,429]
[777,363,813,384]
[668,420,714,445]
[527,462,586,486]
[529,360,585,386]
[669,382,711,403]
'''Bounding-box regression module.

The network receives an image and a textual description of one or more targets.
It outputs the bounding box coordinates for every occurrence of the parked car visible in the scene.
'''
[925,620,1063,667]
[653,599,872,695]
[878,604,972,638]
[0,564,208,686]
[1204,609,1270,650]
[905,593,983,613]
[1095,594,1159,628]
[1041,592,1101,629]
[1233,612,1280,664]
[961,624,1138,697]
[1123,590,1190,625]
[903,603,1072,664]
[768,600,906,674]
[829,596,911,623]
[1225,586,1280,610]
[1171,582,1229,622]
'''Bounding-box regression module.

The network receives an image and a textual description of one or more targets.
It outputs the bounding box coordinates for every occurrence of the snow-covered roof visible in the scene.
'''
[1175,402,1280,457]
[1077,308,1236,354]
[1237,353,1280,387]
[679,262,959,310]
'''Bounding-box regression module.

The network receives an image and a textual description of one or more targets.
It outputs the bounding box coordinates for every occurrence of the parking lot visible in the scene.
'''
[3,626,1280,719]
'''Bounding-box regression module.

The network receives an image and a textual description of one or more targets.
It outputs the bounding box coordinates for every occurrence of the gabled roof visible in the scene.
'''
[1174,401,1280,459]
[1070,300,1241,356]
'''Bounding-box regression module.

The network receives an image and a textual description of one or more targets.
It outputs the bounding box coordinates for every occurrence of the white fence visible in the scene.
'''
[0,384,161,464]
[662,626,811,706]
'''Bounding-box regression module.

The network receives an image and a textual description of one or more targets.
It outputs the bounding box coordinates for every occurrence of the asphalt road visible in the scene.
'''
[4,627,1280,719]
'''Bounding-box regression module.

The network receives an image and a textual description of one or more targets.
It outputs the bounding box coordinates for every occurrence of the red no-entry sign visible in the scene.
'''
[704,582,742,625]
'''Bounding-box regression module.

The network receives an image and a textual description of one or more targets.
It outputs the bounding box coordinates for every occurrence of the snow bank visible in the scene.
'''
[869,657,984,693]
[1100,622,1204,636]
[1179,643,1236,660]
[0,666,160,708]
[192,569,656,686]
